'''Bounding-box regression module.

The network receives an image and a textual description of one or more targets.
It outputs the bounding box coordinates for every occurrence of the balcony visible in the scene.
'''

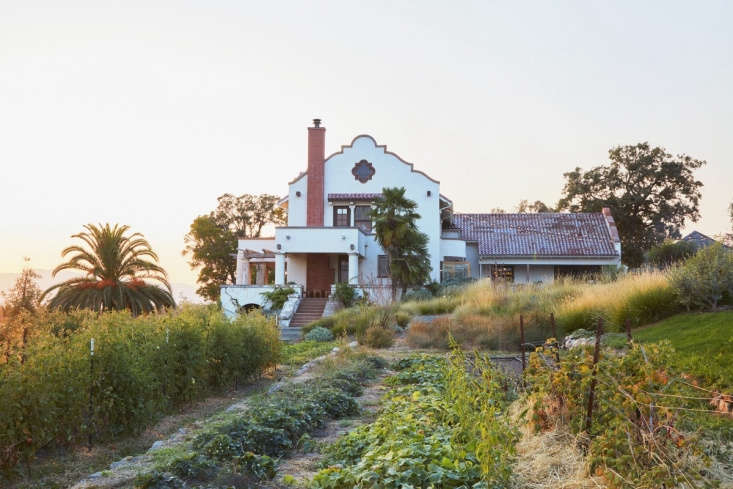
[275,227,368,256]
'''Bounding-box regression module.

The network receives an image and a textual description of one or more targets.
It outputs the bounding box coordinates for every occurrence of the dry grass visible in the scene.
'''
[553,270,678,332]
[406,315,520,350]
[509,400,607,489]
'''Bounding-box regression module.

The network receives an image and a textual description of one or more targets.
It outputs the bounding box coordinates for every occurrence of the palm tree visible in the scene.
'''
[371,187,431,299]
[42,223,175,314]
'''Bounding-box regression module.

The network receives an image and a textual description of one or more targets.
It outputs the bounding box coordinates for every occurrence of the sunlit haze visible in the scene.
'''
[1,1,731,299]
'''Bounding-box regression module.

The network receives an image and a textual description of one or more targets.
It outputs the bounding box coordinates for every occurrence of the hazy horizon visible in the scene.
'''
[2,1,731,296]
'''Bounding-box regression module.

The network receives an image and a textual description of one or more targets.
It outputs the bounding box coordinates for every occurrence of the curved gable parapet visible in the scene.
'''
[325,134,440,184]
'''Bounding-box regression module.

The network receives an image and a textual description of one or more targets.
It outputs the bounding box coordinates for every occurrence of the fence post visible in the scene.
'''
[625,318,632,344]
[520,314,526,372]
[88,337,95,451]
[583,318,603,437]
[550,312,560,362]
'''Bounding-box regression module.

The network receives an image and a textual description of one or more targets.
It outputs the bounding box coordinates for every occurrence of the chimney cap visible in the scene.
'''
[312,118,322,128]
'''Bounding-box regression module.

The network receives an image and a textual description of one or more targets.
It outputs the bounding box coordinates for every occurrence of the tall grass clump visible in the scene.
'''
[0,305,279,475]
[553,271,679,333]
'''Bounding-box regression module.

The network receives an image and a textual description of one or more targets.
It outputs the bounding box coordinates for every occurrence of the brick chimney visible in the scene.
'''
[307,118,326,226]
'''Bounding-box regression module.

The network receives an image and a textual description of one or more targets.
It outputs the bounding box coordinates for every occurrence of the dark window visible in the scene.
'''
[491,265,514,282]
[333,206,350,227]
[377,255,390,277]
[354,205,372,233]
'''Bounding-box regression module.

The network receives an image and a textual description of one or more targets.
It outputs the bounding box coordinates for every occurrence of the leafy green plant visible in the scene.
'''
[333,282,356,308]
[261,286,295,311]
[311,353,516,489]
[304,326,334,342]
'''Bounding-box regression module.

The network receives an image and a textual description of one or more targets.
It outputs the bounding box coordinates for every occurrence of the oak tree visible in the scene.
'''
[557,142,705,267]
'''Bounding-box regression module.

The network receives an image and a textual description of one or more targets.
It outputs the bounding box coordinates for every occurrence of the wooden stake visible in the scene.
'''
[520,314,526,371]
[583,318,603,436]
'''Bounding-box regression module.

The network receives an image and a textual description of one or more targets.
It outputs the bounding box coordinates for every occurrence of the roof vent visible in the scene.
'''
[312,118,321,128]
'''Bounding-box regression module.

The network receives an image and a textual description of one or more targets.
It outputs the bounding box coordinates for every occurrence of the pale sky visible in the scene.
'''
[1,1,731,295]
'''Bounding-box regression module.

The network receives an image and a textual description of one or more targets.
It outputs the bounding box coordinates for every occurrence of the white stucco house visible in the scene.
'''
[221,119,621,327]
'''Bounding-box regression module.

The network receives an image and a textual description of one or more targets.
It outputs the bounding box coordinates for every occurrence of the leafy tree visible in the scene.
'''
[41,223,175,314]
[213,193,286,238]
[718,201,733,247]
[1,258,42,317]
[647,240,697,267]
[183,194,286,302]
[371,187,431,299]
[557,142,705,267]
[183,215,237,302]
[515,199,554,213]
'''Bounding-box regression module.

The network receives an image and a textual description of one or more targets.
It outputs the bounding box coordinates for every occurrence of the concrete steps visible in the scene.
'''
[289,298,328,328]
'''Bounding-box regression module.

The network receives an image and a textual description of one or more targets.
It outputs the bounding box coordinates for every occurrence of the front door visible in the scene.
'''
[338,256,349,283]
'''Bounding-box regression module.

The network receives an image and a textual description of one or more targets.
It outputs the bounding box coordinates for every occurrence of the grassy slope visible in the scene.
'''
[634,311,733,390]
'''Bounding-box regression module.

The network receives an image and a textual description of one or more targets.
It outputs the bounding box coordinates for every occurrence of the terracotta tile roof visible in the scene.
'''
[327,193,383,201]
[452,213,619,257]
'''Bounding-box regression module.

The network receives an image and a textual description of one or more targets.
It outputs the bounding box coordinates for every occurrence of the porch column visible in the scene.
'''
[349,204,356,227]
[275,253,286,285]
[235,250,245,284]
[243,259,250,285]
[348,253,359,285]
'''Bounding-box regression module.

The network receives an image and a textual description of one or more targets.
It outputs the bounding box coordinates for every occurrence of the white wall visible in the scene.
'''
[220,285,274,318]
[440,238,466,260]
[287,174,308,226]
[321,135,442,282]
[286,253,307,285]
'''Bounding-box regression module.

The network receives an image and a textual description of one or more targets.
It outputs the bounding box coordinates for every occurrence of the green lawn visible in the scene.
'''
[280,340,338,368]
[634,311,733,390]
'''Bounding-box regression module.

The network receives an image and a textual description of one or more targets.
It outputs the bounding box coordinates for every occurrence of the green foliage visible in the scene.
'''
[333,282,356,308]
[260,286,295,311]
[526,341,715,488]
[557,142,705,267]
[183,215,237,302]
[304,326,334,342]
[372,187,432,298]
[183,193,286,302]
[647,239,697,267]
[669,244,733,310]
[42,223,175,314]
[311,353,516,489]
[0,306,279,475]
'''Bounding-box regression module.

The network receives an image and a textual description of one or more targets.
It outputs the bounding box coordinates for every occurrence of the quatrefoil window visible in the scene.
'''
[352,159,375,183]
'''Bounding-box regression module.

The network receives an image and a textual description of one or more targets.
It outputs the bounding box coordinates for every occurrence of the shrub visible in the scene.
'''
[333,282,356,308]
[394,310,412,328]
[301,316,336,335]
[260,286,295,311]
[304,326,334,342]
[360,325,394,348]
[669,244,733,310]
